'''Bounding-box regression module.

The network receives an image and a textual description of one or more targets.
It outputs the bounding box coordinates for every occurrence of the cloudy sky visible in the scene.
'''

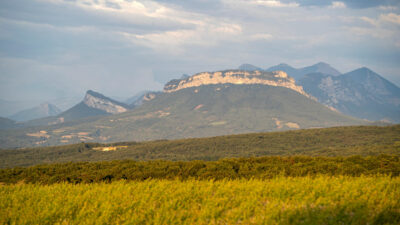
[1,0,400,102]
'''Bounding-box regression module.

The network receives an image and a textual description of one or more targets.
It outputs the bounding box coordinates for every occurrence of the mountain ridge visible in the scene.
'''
[238,64,263,71]
[9,103,61,122]
[16,90,130,127]
[1,64,396,148]
[265,62,341,80]
[298,67,400,122]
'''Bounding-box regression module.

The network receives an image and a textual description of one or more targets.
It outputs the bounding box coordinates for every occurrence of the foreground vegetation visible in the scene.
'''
[1,125,398,223]
[1,155,399,184]
[1,125,399,168]
[1,176,399,224]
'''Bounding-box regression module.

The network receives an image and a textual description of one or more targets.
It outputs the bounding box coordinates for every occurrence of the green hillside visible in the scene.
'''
[1,125,399,168]
[0,84,365,148]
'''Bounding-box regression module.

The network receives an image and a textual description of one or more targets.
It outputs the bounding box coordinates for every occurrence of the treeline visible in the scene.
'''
[0,155,399,184]
[1,125,400,168]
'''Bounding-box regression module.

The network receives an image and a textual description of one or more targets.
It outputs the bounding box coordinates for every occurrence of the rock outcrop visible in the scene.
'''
[83,90,128,114]
[164,70,310,97]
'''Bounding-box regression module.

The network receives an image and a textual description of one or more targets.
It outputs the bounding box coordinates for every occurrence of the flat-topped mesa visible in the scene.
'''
[164,70,311,97]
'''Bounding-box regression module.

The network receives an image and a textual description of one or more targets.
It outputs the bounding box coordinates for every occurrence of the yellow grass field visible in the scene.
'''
[1,176,399,224]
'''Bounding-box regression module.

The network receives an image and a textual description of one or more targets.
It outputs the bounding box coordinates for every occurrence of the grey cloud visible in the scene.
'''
[154,0,223,12]
[105,0,121,9]
[0,1,195,34]
[0,0,399,103]
[288,0,400,8]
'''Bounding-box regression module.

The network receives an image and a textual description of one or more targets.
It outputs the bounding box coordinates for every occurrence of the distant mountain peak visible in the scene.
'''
[9,102,61,122]
[305,62,341,76]
[238,64,263,71]
[267,63,296,71]
[314,62,330,66]
[276,63,291,67]
[267,62,341,79]
[83,90,128,114]
[86,90,107,98]
[344,67,383,81]
[47,90,130,124]
[353,67,373,73]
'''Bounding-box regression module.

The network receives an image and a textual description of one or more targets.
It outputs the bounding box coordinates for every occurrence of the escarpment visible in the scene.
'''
[164,70,311,98]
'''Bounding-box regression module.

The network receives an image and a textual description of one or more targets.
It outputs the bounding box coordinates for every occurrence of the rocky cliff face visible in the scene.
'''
[83,90,128,114]
[164,70,310,97]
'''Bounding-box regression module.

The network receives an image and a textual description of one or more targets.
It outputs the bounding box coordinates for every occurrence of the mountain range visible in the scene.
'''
[241,62,400,122]
[0,62,398,148]
[17,90,131,128]
[265,62,341,80]
[0,69,364,148]
[0,97,81,118]
[299,68,400,122]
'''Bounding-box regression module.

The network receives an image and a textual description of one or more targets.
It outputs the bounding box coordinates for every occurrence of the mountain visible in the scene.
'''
[265,63,300,78]
[0,99,44,117]
[128,91,162,108]
[300,62,341,77]
[238,64,263,71]
[125,91,150,105]
[9,103,61,122]
[125,90,161,108]
[20,90,130,127]
[298,67,400,122]
[266,62,340,80]
[0,117,18,130]
[57,90,130,121]
[0,70,364,148]
[47,96,82,111]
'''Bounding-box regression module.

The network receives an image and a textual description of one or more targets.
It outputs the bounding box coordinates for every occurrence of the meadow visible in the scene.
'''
[1,176,399,224]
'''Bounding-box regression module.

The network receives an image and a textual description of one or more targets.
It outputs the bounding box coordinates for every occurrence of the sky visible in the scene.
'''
[0,0,400,102]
